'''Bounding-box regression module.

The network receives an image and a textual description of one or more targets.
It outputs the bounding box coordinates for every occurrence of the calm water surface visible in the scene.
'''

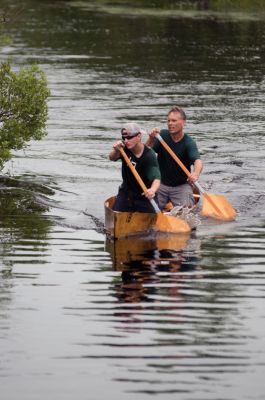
[1,1,265,399]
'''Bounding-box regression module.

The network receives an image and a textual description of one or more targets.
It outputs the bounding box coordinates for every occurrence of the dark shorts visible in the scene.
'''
[112,186,157,213]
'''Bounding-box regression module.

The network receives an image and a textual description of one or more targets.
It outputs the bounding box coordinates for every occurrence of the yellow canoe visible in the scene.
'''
[104,191,199,239]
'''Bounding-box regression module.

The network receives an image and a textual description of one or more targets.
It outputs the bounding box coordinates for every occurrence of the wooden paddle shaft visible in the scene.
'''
[156,134,191,177]
[119,147,160,214]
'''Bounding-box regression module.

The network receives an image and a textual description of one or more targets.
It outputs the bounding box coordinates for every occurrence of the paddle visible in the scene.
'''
[119,147,160,213]
[156,133,237,221]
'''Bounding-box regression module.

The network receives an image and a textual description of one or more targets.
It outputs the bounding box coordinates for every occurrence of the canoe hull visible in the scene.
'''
[104,197,192,239]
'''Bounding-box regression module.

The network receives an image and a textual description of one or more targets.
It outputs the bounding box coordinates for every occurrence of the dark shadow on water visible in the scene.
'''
[0,175,54,267]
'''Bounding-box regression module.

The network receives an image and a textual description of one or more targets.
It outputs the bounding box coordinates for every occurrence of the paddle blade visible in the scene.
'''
[201,192,236,221]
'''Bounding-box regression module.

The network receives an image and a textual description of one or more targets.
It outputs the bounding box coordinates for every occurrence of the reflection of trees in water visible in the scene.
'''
[0,270,13,332]
[0,177,53,325]
[11,0,265,81]
[0,176,53,268]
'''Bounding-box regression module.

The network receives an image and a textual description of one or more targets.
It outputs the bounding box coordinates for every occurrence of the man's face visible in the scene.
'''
[167,112,185,134]
[123,133,141,149]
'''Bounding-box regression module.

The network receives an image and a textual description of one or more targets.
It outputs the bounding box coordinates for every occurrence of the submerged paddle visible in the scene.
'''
[119,147,160,213]
[156,133,237,221]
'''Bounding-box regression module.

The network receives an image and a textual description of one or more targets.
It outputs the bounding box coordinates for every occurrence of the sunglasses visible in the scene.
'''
[121,133,139,141]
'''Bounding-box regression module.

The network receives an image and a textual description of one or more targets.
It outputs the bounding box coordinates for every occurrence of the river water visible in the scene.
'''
[1,1,265,399]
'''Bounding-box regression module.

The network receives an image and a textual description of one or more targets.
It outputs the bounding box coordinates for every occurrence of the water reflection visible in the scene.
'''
[106,234,202,301]
[102,232,259,398]
[106,234,191,267]
[0,176,53,269]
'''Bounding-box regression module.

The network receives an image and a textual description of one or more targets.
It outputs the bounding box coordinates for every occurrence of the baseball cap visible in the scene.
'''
[121,122,145,137]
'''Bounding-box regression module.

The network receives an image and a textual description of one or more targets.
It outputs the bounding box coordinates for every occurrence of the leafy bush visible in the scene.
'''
[0,60,50,170]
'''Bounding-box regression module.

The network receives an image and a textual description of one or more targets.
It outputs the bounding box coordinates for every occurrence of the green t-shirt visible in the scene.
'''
[153,130,200,186]
[120,145,161,194]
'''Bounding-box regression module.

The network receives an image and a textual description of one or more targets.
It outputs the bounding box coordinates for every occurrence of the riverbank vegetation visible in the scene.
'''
[0,60,50,170]
[70,0,265,12]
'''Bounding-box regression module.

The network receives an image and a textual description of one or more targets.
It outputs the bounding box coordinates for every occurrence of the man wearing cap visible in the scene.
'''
[109,122,161,212]
[146,106,203,210]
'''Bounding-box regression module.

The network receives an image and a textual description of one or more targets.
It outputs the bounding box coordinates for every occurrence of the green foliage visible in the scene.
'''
[72,0,265,11]
[210,0,265,11]
[0,60,50,170]
[0,36,11,45]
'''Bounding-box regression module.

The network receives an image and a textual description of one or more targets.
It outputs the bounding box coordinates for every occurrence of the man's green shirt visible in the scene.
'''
[120,145,161,194]
[153,130,200,186]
